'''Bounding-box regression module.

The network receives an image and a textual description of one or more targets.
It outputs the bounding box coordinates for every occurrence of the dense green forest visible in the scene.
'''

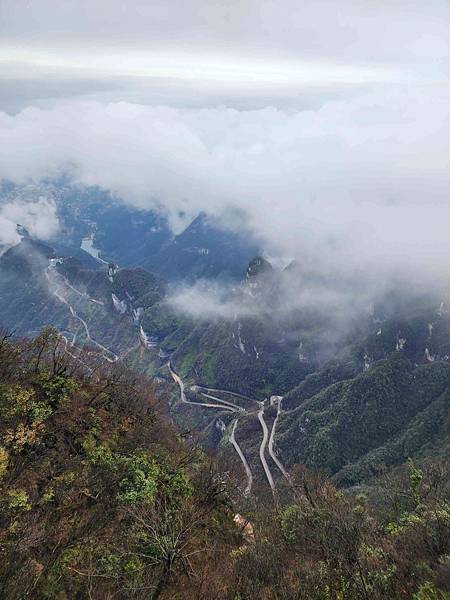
[278,353,450,486]
[1,329,449,599]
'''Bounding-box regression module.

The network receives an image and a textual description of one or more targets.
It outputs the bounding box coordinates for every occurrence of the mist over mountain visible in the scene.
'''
[1,90,450,279]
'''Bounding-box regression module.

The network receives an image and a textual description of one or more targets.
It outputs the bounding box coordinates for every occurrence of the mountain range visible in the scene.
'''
[0,185,448,496]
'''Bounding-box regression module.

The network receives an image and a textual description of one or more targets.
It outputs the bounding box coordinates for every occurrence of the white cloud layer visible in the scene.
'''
[0,192,59,251]
[0,82,449,278]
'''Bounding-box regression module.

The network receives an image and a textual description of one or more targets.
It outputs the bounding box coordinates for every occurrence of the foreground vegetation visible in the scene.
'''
[0,329,449,599]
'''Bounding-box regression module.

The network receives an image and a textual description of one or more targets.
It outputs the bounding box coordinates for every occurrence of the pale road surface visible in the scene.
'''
[199,391,245,412]
[45,264,119,363]
[58,271,105,306]
[192,385,256,402]
[51,262,145,362]
[257,402,276,494]
[169,363,259,496]
[268,398,291,482]
[172,364,283,497]
[230,419,253,496]
[168,363,237,412]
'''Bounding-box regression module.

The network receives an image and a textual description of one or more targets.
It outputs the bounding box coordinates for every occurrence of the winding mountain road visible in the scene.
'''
[199,391,245,412]
[41,234,291,499]
[49,255,287,499]
[257,402,276,495]
[168,363,237,412]
[192,385,257,403]
[268,398,291,482]
[168,363,259,496]
[58,272,105,306]
[45,263,119,363]
[170,364,289,498]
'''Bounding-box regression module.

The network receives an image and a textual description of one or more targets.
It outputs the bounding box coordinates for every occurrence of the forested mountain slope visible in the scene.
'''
[0,331,449,599]
[1,233,449,493]
[277,353,450,486]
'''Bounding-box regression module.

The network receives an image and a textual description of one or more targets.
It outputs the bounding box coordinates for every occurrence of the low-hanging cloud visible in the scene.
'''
[0,82,449,278]
[167,258,429,330]
[0,190,59,253]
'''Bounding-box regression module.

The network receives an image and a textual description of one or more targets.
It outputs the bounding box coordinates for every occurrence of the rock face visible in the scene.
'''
[112,293,128,315]
[233,514,255,543]
[246,256,274,279]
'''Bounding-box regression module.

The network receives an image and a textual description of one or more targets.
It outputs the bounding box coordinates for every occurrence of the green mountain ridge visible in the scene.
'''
[0,236,449,491]
[277,353,450,486]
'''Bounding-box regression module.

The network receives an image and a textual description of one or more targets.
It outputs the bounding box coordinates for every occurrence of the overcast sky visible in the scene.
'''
[1,0,449,109]
[0,0,449,278]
